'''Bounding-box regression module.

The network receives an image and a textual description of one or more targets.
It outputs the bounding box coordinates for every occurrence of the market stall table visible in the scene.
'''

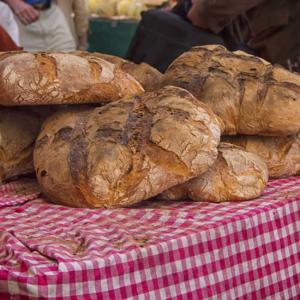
[0,176,300,299]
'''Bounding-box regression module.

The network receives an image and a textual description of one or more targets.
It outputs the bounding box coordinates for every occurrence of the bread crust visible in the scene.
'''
[160,45,300,136]
[33,86,222,208]
[70,51,163,92]
[159,143,268,202]
[0,51,144,106]
[222,134,300,179]
[0,106,58,184]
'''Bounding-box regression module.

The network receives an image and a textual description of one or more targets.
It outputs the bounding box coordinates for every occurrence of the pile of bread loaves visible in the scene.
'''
[1,45,300,208]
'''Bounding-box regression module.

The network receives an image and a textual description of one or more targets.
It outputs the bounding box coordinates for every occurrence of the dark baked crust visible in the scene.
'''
[0,51,144,106]
[159,143,268,202]
[160,45,300,136]
[222,133,300,179]
[34,86,222,208]
[0,105,58,184]
[70,51,163,92]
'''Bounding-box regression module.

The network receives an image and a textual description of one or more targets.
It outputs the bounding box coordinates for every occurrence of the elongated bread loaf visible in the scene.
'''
[222,134,300,179]
[159,143,268,202]
[0,106,58,184]
[0,51,144,106]
[70,51,163,92]
[160,45,300,136]
[34,86,222,208]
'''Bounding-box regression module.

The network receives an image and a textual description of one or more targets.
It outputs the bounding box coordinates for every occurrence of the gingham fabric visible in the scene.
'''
[0,177,300,299]
[0,180,42,208]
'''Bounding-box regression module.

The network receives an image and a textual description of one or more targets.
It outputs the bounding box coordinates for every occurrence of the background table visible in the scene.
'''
[0,176,300,299]
[88,18,139,58]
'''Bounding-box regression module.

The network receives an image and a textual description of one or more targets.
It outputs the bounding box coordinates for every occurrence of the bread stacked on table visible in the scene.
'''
[160,45,300,180]
[6,46,300,207]
[0,50,146,188]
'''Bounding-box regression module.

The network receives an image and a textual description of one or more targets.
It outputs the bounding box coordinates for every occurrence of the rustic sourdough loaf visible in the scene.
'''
[0,106,58,184]
[70,51,163,92]
[0,51,144,106]
[159,143,268,202]
[34,86,222,208]
[222,134,300,179]
[160,45,300,136]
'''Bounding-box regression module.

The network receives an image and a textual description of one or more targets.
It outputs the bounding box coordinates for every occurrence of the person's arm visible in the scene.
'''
[73,0,89,50]
[2,0,39,25]
[188,0,267,33]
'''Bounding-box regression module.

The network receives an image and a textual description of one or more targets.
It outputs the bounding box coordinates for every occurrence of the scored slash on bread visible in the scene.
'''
[69,51,163,92]
[160,45,300,136]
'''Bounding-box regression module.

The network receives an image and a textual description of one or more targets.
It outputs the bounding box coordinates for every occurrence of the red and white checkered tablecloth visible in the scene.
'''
[0,180,42,208]
[0,177,300,300]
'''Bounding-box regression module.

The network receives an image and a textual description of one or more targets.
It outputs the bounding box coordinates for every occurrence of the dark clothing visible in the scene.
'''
[196,0,300,70]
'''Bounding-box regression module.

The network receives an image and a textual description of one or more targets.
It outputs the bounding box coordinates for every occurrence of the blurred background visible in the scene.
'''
[1,0,299,73]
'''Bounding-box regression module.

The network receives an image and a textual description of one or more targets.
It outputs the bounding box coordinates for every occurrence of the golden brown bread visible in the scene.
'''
[0,105,58,184]
[70,51,163,92]
[33,86,222,208]
[159,143,268,202]
[160,45,300,136]
[0,51,144,106]
[222,134,300,179]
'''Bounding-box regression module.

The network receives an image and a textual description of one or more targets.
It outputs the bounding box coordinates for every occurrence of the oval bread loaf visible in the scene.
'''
[34,86,222,208]
[70,51,163,92]
[0,51,144,106]
[159,143,268,202]
[222,134,300,179]
[161,45,300,136]
[0,106,58,184]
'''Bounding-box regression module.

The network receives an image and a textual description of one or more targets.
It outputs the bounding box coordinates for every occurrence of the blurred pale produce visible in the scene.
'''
[108,0,120,9]
[85,0,108,14]
[127,2,147,18]
[86,0,166,17]
[116,0,134,15]
[95,2,116,16]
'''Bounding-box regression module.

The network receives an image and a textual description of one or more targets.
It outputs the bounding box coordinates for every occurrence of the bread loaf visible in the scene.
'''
[160,45,300,136]
[222,134,300,179]
[159,143,268,202]
[70,51,163,92]
[0,106,58,184]
[0,51,144,106]
[34,86,222,208]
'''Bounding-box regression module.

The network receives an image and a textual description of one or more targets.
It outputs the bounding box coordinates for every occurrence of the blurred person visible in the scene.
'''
[2,0,76,53]
[187,0,300,71]
[0,1,21,47]
[57,0,89,51]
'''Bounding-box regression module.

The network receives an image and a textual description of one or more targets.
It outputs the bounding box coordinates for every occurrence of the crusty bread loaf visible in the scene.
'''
[34,86,222,208]
[70,51,163,92]
[0,105,58,184]
[222,134,300,179]
[0,51,144,106]
[160,45,300,136]
[159,143,268,202]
